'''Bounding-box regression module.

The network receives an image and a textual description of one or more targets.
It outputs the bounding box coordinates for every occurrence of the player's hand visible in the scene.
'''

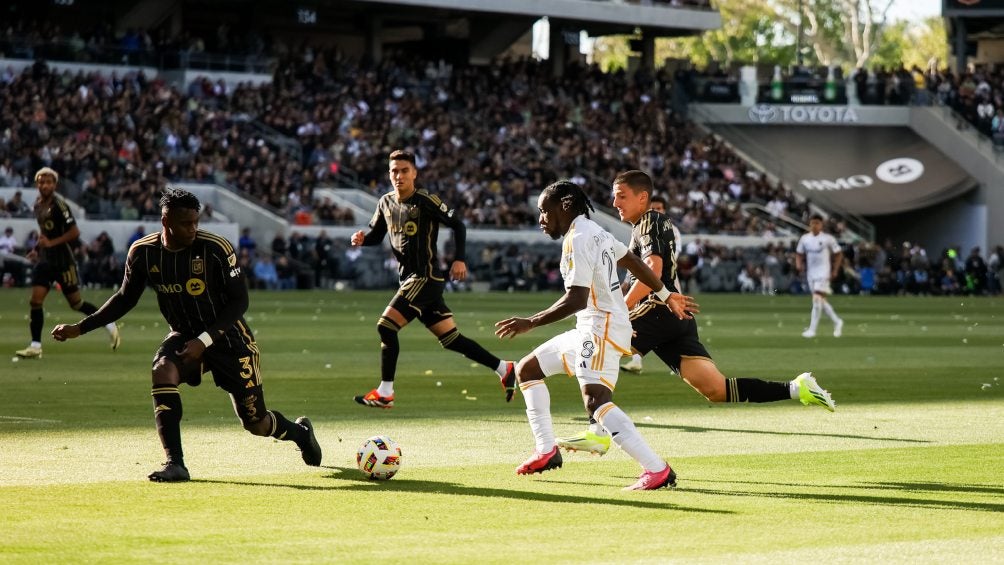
[450,260,467,282]
[177,339,207,366]
[495,317,533,339]
[665,293,699,319]
[350,230,365,246]
[25,249,38,262]
[51,323,82,341]
[37,235,51,248]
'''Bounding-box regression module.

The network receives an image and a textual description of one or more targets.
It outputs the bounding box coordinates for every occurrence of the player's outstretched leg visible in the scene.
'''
[16,304,44,358]
[516,446,562,475]
[792,372,836,411]
[624,463,677,491]
[437,327,515,402]
[355,316,399,408]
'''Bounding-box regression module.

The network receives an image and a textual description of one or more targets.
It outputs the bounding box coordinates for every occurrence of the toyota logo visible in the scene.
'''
[748,104,778,123]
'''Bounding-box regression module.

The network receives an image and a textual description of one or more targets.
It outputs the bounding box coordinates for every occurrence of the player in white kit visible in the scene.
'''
[796,214,844,338]
[495,180,697,490]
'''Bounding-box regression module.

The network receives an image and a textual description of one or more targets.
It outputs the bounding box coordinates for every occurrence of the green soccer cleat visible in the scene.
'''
[556,430,611,455]
[794,372,836,412]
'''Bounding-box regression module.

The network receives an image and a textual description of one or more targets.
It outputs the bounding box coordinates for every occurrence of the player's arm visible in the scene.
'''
[618,252,698,319]
[52,245,147,341]
[830,250,844,281]
[495,286,589,339]
[38,223,80,249]
[795,238,806,274]
[425,192,468,281]
[352,204,388,247]
[623,254,663,309]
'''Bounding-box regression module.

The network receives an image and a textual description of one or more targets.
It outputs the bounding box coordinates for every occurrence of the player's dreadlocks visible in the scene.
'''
[160,187,202,212]
[542,180,594,219]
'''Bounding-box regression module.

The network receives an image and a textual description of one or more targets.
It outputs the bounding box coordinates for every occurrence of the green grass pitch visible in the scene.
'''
[1,289,1002,563]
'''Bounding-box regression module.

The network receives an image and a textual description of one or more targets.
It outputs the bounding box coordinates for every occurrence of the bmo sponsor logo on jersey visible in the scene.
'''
[748,104,859,124]
[801,158,924,191]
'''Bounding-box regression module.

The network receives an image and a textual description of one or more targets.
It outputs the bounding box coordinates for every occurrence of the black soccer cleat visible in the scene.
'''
[148,461,191,483]
[500,361,517,402]
[295,416,323,467]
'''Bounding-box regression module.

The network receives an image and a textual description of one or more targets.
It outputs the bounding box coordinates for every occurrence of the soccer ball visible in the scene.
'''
[356,435,402,480]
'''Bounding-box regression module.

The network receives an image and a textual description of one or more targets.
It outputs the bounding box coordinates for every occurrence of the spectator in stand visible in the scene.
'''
[7,190,32,218]
[253,253,280,290]
[964,247,988,295]
[127,226,146,248]
[275,254,297,290]
[0,226,17,254]
[238,227,257,255]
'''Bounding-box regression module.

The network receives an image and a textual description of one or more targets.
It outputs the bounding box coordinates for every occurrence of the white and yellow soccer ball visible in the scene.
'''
[356,435,402,480]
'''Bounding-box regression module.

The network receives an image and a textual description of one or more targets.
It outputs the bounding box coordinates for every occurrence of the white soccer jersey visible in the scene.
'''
[560,215,630,328]
[797,231,841,280]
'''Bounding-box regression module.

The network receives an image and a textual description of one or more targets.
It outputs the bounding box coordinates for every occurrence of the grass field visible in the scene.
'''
[1,288,1002,564]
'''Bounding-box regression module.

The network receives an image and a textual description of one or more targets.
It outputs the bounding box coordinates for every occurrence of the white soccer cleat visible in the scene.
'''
[621,355,644,374]
[15,346,42,359]
[833,319,844,338]
[801,329,816,338]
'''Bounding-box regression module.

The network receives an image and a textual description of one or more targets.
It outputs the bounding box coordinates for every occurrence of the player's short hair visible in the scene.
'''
[389,150,416,165]
[34,167,59,183]
[542,180,595,219]
[809,213,824,222]
[651,194,667,207]
[160,187,202,213]
[613,170,654,196]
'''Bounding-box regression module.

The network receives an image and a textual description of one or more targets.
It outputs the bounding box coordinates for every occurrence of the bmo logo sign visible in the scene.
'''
[801,158,924,191]
[875,158,924,184]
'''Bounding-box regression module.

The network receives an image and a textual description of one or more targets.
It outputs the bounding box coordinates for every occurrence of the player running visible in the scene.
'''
[350,150,515,408]
[51,188,321,482]
[15,167,119,359]
[495,180,697,490]
[557,171,836,456]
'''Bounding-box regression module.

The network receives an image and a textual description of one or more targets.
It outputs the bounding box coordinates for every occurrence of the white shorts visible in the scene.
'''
[532,320,632,390]
[808,277,833,295]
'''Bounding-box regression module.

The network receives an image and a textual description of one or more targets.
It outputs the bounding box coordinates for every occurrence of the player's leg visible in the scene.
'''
[211,345,322,466]
[621,352,644,373]
[148,334,191,482]
[514,334,577,475]
[818,293,843,337]
[802,290,822,338]
[354,295,414,407]
[16,283,49,358]
[63,273,120,350]
[581,377,676,491]
[425,308,515,402]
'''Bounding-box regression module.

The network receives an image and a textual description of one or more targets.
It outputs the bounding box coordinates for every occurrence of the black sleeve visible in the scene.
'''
[636,212,667,260]
[361,199,388,246]
[79,243,148,333]
[206,242,248,341]
[421,192,466,262]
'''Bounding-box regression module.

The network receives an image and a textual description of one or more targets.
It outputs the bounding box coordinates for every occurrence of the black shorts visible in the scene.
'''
[155,332,268,427]
[390,276,453,326]
[630,304,712,375]
[32,260,81,295]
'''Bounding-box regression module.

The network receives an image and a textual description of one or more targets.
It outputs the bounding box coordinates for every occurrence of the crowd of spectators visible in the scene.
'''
[1,41,815,235]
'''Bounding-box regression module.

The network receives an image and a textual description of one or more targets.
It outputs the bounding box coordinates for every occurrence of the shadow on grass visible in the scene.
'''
[632,421,930,443]
[194,466,732,514]
[680,478,1004,513]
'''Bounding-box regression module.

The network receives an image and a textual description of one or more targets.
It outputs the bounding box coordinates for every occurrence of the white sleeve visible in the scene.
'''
[827,235,841,254]
[566,231,595,288]
[611,236,628,261]
[796,235,806,254]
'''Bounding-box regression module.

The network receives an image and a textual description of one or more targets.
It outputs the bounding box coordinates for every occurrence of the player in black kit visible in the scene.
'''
[51,188,322,482]
[557,170,836,456]
[15,167,119,358]
[350,150,515,408]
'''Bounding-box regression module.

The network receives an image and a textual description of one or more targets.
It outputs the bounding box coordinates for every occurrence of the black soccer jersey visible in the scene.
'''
[626,209,679,299]
[33,194,78,267]
[362,188,466,280]
[80,230,252,349]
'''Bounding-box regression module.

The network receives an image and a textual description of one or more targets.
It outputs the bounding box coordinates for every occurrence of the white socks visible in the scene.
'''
[595,402,666,472]
[821,301,840,323]
[789,380,800,400]
[30,341,41,349]
[377,381,394,397]
[520,381,554,452]
[808,301,822,332]
[494,360,508,377]
[105,323,116,333]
